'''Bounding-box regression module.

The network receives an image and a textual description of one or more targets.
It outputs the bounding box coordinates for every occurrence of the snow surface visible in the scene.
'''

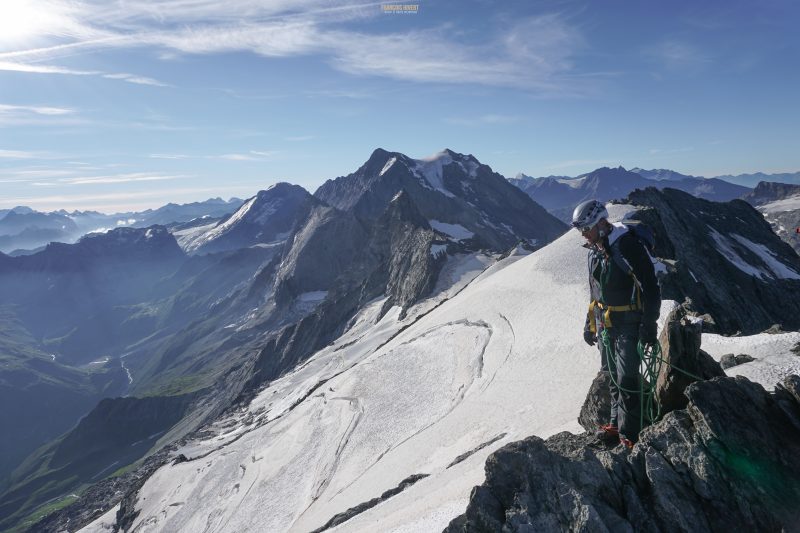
[702,331,800,390]
[412,152,457,198]
[729,233,800,280]
[708,227,772,279]
[429,220,474,240]
[759,195,800,213]
[81,205,800,533]
[709,227,800,280]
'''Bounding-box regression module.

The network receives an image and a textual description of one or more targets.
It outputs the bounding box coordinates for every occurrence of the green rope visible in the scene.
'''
[600,328,706,433]
[600,328,662,431]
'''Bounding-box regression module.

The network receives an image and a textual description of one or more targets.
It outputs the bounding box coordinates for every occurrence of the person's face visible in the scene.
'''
[580,223,600,245]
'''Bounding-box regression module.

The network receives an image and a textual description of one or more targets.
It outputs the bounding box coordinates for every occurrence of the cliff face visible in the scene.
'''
[626,187,800,334]
[446,374,800,532]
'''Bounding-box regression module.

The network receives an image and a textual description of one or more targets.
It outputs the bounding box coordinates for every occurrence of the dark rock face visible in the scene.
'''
[369,190,444,317]
[315,148,566,251]
[627,187,800,334]
[274,203,370,304]
[446,375,800,533]
[742,181,800,205]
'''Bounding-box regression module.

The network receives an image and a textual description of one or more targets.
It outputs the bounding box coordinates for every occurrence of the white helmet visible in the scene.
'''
[571,199,608,231]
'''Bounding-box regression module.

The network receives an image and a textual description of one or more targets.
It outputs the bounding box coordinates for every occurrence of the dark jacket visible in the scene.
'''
[586,223,661,328]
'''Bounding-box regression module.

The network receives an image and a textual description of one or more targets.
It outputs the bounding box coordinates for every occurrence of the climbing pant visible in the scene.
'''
[598,332,618,428]
[604,322,642,442]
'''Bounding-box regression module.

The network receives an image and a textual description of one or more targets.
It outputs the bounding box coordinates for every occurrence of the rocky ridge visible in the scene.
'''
[447,373,800,532]
[626,187,800,334]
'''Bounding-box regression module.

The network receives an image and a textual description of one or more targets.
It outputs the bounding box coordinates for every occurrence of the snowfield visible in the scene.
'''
[80,206,800,533]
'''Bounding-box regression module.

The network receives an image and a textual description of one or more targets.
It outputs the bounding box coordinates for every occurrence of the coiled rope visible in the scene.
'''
[600,328,704,432]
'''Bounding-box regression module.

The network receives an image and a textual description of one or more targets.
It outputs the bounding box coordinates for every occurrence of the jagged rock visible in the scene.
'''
[763,323,784,334]
[310,473,429,532]
[655,305,725,413]
[720,353,756,369]
[578,371,613,431]
[446,375,800,533]
[171,454,188,465]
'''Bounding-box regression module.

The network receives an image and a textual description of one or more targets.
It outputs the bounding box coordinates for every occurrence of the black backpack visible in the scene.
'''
[608,221,656,279]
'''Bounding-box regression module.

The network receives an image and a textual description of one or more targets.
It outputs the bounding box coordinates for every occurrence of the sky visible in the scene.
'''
[0,0,798,212]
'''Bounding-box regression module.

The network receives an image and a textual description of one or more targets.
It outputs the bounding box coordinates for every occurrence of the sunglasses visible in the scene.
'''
[573,224,594,233]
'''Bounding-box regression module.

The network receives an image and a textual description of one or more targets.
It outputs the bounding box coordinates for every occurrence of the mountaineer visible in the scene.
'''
[572,199,661,448]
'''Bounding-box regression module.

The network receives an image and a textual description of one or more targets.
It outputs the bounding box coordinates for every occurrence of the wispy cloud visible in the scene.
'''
[149,153,190,159]
[57,172,189,185]
[444,114,520,126]
[645,40,712,71]
[214,150,278,161]
[0,2,585,92]
[546,158,619,170]
[0,61,99,75]
[0,149,38,159]
[648,146,694,155]
[0,103,75,116]
[102,73,170,87]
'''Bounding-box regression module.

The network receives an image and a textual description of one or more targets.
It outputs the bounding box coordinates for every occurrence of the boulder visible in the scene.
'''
[720,353,756,369]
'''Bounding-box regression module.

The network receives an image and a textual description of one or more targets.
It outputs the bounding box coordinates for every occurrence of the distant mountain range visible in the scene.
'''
[508,166,751,222]
[0,198,243,254]
[712,171,800,187]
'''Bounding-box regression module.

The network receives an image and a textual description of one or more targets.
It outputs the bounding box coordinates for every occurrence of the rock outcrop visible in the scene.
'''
[446,374,800,532]
[627,187,800,334]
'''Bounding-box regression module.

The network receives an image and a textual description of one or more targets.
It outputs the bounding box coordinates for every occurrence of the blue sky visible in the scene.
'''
[1,0,798,212]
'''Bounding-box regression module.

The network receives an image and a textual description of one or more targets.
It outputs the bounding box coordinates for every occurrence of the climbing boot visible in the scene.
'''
[594,424,619,445]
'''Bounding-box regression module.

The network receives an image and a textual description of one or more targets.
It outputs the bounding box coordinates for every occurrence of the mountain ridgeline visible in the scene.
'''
[0,148,566,531]
[510,166,751,223]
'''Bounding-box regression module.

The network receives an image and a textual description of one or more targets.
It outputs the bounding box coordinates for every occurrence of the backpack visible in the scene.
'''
[622,221,655,255]
[608,221,656,281]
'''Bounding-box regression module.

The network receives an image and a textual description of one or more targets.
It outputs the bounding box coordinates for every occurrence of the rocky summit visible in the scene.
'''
[446,374,800,532]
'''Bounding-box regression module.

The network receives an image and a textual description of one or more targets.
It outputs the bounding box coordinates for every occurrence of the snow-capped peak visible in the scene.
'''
[411,149,482,198]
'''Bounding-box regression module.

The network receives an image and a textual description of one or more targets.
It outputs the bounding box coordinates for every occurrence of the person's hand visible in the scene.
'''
[583,329,597,346]
[639,321,658,344]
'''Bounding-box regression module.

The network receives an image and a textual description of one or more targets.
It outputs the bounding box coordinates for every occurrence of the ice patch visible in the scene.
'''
[299,291,328,302]
[430,244,448,257]
[380,157,397,176]
[729,233,800,280]
[708,228,772,279]
[429,220,474,240]
[759,195,800,214]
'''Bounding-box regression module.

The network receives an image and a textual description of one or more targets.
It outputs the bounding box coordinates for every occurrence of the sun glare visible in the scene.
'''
[0,0,64,47]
